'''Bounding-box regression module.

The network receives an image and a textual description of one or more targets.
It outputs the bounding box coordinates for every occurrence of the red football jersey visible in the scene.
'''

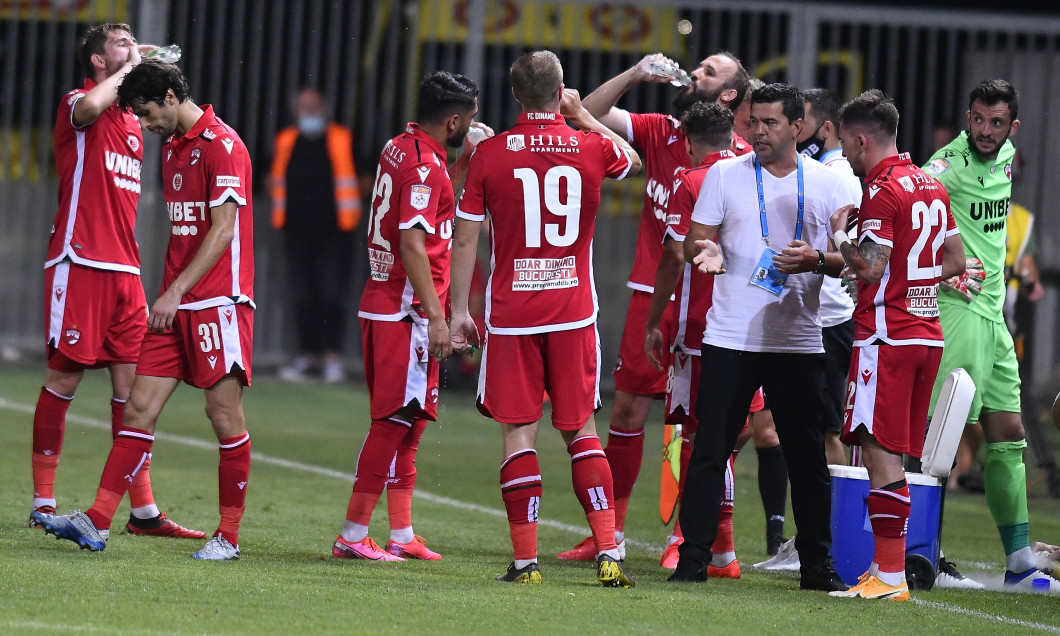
[853,153,957,346]
[358,123,455,322]
[457,111,634,334]
[625,112,749,292]
[664,149,735,355]
[47,79,142,273]
[160,105,254,309]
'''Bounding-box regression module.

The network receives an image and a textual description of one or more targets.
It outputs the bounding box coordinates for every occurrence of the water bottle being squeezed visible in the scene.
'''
[145,44,182,64]
[644,58,691,87]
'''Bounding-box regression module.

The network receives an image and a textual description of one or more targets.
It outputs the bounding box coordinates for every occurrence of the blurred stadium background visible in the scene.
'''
[2,0,1060,405]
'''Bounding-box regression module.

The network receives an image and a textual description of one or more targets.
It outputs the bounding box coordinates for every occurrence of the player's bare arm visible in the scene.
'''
[773,239,843,276]
[561,89,642,175]
[148,201,237,333]
[73,38,143,127]
[685,221,723,275]
[448,215,482,353]
[580,53,675,134]
[940,233,967,279]
[644,239,683,372]
[400,226,452,359]
[838,238,890,286]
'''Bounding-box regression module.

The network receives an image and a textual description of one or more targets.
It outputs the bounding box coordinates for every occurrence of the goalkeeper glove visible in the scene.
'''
[940,258,986,302]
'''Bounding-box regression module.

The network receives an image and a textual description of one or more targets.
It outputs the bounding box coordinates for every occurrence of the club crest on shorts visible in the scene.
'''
[65,328,81,345]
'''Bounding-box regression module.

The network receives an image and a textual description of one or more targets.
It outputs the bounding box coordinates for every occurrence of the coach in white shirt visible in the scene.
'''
[670,84,858,591]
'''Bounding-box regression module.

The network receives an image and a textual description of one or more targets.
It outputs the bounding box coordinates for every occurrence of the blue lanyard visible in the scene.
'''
[754,154,804,248]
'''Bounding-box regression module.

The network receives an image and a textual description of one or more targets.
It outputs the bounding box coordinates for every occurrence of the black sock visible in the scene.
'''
[757,444,788,538]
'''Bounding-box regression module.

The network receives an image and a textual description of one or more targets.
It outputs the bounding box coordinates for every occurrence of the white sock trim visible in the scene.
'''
[340,521,370,543]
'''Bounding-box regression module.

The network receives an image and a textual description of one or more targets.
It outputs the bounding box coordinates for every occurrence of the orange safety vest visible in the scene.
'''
[269,123,362,231]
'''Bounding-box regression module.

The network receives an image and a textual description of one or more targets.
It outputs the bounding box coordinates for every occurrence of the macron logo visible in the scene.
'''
[221,138,234,154]
[237,481,247,491]
[667,135,679,145]
[868,185,881,199]
[416,166,431,182]
[861,369,873,384]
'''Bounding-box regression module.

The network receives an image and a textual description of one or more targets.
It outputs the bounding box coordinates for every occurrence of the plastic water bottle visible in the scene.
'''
[644,58,691,87]
[145,44,182,64]
[466,126,488,146]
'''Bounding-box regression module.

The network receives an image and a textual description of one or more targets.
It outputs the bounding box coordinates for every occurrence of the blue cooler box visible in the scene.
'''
[829,465,942,585]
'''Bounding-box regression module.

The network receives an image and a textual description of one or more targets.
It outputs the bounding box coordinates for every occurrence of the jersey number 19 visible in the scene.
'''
[514,166,582,248]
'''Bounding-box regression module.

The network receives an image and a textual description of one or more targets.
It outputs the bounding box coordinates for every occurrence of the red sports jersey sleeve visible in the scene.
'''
[665,150,733,354]
[47,79,143,273]
[358,124,455,323]
[160,105,254,310]
[853,153,952,346]
[625,113,693,292]
[457,111,633,334]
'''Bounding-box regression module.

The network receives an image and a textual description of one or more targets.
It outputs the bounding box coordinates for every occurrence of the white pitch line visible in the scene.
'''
[0,396,654,551]
[5,395,1059,633]
[911,599,1060,634]
[0,620,182,635]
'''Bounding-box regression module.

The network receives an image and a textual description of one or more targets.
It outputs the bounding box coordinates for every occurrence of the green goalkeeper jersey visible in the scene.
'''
[924,131,1015,323]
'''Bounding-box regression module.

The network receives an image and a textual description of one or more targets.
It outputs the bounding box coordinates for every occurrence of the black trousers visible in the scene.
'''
[678,344,833,573]
[283,228,355,355]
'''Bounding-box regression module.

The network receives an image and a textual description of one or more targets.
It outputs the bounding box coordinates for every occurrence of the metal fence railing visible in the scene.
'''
[3,0,1060,393]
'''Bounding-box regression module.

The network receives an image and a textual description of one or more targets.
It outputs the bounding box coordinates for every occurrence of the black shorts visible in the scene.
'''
[822,319,855,434]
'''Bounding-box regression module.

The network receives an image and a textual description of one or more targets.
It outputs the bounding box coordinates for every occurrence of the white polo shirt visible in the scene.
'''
[691,151,859,353]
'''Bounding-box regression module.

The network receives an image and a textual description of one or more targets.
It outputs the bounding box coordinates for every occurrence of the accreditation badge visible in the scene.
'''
[748,247,788,296]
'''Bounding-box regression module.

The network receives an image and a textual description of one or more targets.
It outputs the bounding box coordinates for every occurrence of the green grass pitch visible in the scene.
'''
[1,361,1058,634]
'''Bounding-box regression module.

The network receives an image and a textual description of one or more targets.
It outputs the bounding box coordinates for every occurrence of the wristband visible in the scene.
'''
[833,229,851,247]
[813,249,826,275]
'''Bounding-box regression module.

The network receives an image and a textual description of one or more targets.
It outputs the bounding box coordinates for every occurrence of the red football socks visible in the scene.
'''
[86,428,154,529]
[216,432,251,545]
[31,387,72,505]
[111,397,156,512]
[605,427,644,531]
[388,419,427,529]
[345,418,408,526]
[500,449,542,560]
[569,435,617,552]
[867,482,910,580]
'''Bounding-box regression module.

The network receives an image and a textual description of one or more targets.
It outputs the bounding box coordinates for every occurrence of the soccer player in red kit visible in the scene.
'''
[828,90,967,600]
[558,51,751,559]
[30,24,203,540]
[450,51,641,586]
[35,59,255,561]
[643,101,765,574]
[331,71,480,562]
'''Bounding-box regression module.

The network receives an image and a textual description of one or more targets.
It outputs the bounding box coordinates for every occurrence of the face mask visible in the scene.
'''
[298,115,326,135]
[797,131,826,160]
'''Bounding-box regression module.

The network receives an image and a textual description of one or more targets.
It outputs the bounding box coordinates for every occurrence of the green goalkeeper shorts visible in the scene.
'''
[930,304,1021,423]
